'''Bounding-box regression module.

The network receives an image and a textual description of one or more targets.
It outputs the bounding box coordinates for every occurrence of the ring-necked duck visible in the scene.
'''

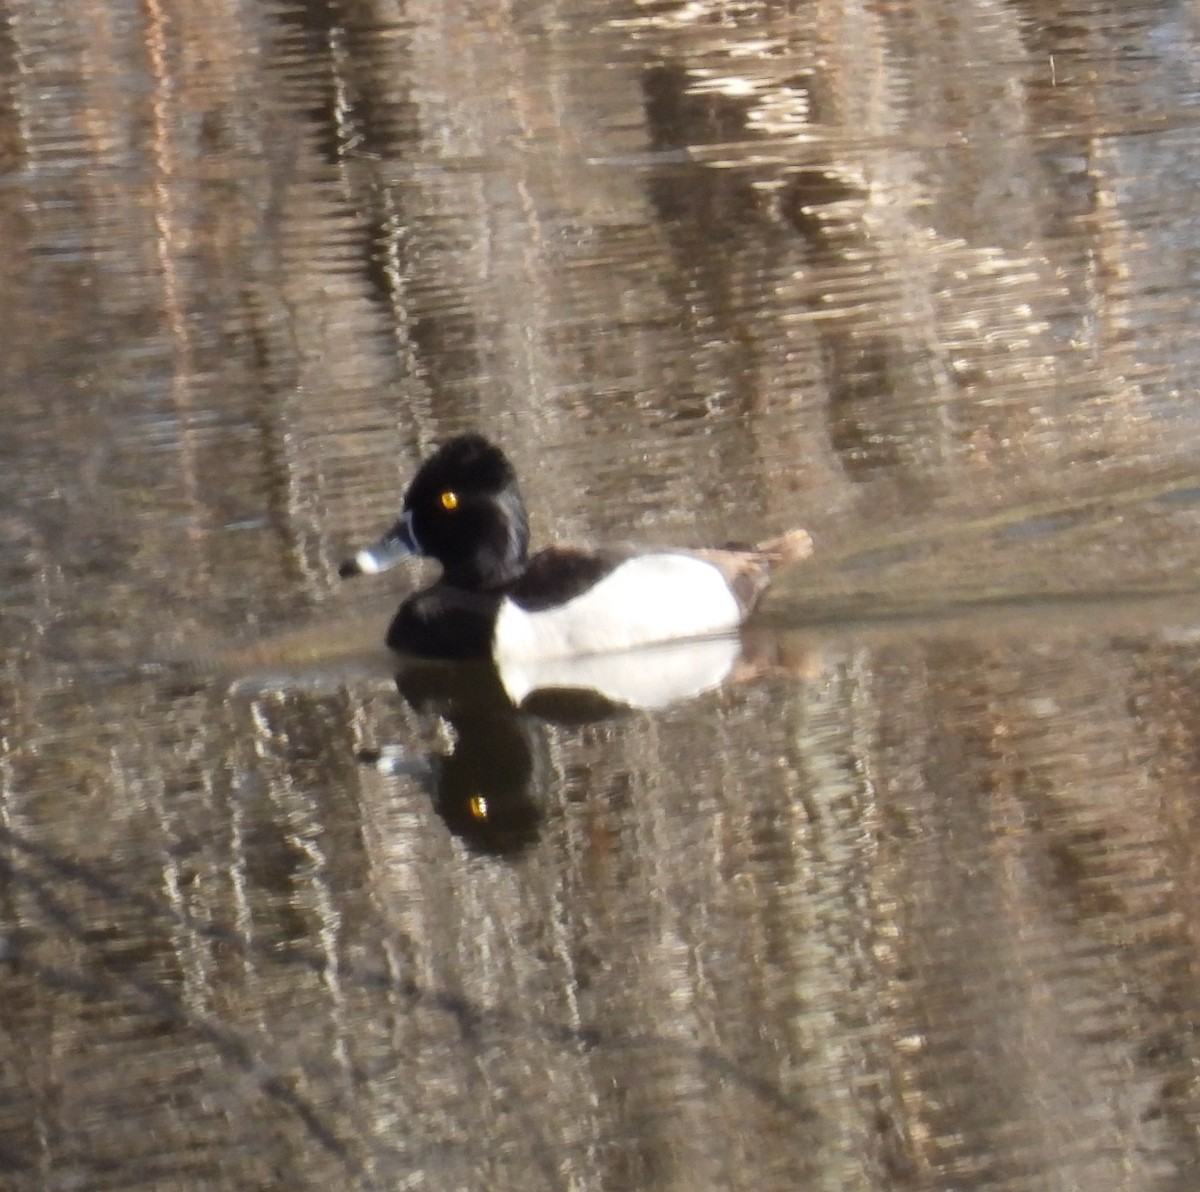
[339,433,812,661]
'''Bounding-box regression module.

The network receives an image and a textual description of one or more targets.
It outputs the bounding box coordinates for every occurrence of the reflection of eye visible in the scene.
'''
[468,795,488,820]
[439,490,459,511]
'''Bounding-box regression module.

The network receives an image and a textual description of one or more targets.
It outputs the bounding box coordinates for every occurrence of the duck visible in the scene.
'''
[339,433,812,662]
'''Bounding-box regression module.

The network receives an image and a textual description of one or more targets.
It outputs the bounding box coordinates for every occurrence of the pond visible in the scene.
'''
[3,0,1200,1188]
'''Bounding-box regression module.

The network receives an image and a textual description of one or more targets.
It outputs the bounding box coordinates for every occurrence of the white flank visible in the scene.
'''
[493,553,742,662]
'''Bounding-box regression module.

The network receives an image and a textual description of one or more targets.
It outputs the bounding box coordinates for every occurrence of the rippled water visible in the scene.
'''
[4,1,1200,1188]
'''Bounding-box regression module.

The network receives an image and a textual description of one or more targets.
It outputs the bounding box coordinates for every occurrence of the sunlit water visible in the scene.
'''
[3,1,1200,1188]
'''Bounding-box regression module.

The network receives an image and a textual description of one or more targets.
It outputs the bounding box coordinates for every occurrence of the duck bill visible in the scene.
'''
[339,515,419,577]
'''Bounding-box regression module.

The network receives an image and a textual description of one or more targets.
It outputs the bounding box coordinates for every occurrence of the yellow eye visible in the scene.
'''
[439,490,459,511]
[468,795,488,820]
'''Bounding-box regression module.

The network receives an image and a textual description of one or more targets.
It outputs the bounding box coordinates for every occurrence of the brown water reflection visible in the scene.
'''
[3,0,1200,1188]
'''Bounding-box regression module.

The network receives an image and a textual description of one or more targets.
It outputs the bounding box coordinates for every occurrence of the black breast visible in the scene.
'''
[386,585,503,658]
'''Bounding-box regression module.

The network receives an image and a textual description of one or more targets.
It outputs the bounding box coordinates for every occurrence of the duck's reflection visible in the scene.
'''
[362,634,750,856]
[361,663,549,856]
[497,633,743,710]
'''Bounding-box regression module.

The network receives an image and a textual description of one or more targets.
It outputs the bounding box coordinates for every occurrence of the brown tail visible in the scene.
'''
[754,528,814,567]
[690,527,814,617]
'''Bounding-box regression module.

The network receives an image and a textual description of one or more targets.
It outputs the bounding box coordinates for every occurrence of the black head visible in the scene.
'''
[402,434,530,588]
